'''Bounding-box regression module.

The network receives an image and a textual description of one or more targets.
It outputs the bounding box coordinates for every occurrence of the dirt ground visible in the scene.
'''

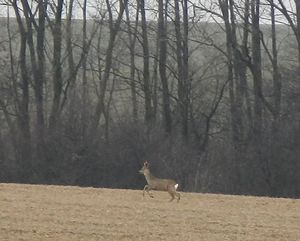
[0,183,299,241]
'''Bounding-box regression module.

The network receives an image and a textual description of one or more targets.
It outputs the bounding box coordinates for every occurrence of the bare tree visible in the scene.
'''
[270,0,300,66]
[158,0,172,134]
[35,0,47,162]
[91,0,128,135]
[140,0,154,125]
[80,0,89,142]
[174,0,190,138]
[49,0,64,130]
[10,0,32,180]
[218,0,244,192]
[250,0,264,163]
[125,3,139,122]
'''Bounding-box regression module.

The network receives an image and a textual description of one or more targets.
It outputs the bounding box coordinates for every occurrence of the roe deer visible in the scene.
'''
[139,161,180,202]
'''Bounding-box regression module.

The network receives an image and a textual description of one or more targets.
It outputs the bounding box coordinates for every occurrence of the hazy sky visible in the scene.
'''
[0,0,296,22]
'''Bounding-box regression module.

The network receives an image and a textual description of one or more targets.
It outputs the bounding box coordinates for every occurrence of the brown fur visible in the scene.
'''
[139,161,180,202]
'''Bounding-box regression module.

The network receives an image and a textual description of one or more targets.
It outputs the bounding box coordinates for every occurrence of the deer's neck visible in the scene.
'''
[144,170,156,184]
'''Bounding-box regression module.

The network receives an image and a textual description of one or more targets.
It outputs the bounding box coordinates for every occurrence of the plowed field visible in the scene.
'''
[0,183,299,240]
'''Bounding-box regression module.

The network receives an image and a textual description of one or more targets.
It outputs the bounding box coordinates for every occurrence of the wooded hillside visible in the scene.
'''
[0,0,299,198]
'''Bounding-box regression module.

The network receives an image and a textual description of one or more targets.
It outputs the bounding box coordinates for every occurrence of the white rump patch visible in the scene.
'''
[174,184,179,190]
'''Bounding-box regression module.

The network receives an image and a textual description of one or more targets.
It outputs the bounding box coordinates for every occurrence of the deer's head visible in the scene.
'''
[139,161,150,175]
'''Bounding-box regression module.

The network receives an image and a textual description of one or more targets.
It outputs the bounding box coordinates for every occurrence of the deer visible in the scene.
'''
[139,161,180,202]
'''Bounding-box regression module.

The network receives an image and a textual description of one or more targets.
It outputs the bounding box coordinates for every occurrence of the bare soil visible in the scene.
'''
[0,183,299,241]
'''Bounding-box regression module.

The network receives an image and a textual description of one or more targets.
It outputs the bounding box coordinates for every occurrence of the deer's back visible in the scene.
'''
[149,177,176,191]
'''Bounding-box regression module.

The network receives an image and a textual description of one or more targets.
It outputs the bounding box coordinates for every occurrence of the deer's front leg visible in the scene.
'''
[143,185,154,198]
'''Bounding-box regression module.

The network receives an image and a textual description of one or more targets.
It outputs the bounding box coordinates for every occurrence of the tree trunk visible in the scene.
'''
[241,0,253,133]
[140,0,154,125]
[174,0,189,138]
[81,0,88,142]
[295,0,300,66]
[268,0,282,195]
[270,0,281,129]
[125,3,139,122]
[251,0,272,193]
[49,0,64,130]
[251,0,263,144]
[182,0,189,138]
[18,32,32,181]
[12,0,32,181]
[35,0,47,163]
[158,0,172,134]
[218,0,243,193]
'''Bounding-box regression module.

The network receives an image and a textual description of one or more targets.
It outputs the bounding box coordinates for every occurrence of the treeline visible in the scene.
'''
[0,0,299,198]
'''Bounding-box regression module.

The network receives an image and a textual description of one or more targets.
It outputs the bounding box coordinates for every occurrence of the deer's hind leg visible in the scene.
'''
[167,186,175,202]
[168,192,175,202]
[143,185,154,198]
[175,191,180,202]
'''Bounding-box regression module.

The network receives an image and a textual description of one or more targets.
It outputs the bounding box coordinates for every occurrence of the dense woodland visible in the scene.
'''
[0,0,299,198]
